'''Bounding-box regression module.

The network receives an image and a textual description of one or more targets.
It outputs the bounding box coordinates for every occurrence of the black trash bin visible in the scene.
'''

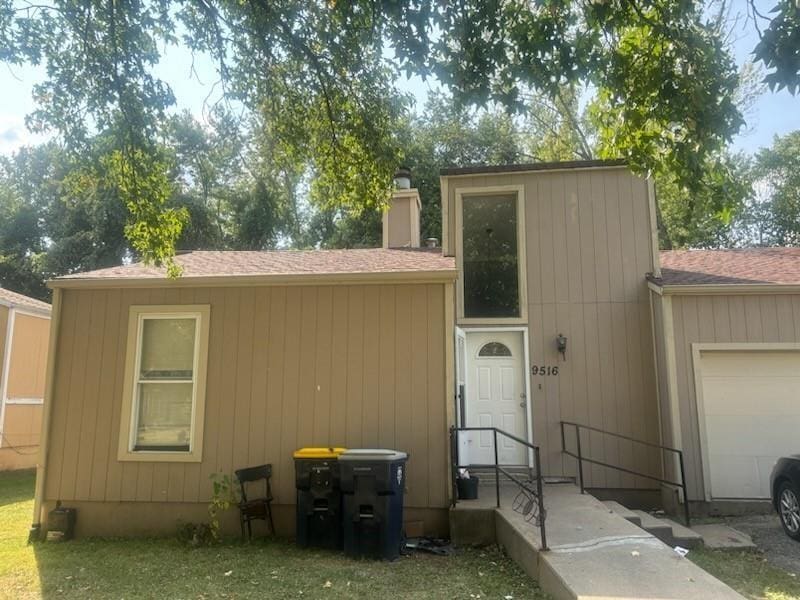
[293,447,346,549]
[339,448,408,560]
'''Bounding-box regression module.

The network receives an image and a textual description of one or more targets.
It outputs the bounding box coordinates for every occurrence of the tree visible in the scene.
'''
[3,0,796,269]
[751,0,800,94]
[0,168,47,299]
[228,179,283,250]
[166,108,247,248]
[522,85,596,162]
[0,139,133,299]
[401,94,528,243]
[749,131,800,246]
[303,93,530,249]
[656,152,753,249]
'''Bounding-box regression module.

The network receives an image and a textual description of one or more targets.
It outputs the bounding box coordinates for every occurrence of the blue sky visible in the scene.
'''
[0,13,797,156]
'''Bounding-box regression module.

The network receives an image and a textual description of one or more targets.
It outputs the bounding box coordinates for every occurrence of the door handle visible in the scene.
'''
[520,392,527,408]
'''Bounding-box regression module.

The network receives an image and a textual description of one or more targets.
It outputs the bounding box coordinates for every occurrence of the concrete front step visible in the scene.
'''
[660,517,705,549]
[468,467,533,479]
[617,508,703,549]
[692,524,757,551]
[601,500,642,526]
[631,510,674,536]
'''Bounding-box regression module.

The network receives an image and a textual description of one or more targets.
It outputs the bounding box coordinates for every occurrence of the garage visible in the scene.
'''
[695,348,800,500]
[650,247,800,505]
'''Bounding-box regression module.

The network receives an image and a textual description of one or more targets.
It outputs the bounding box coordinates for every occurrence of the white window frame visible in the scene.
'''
[455,185,528,325]
[118,305,210,463]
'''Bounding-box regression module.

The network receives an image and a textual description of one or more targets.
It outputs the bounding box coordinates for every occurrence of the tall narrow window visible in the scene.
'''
[119,305,209,462]
[134,316,197,451]
[462,194,520,318]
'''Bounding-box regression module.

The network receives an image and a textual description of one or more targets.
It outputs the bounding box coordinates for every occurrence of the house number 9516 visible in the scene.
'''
[531,365,559,376]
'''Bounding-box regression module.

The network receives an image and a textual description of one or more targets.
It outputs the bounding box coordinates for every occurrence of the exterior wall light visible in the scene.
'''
[556,333,567,361]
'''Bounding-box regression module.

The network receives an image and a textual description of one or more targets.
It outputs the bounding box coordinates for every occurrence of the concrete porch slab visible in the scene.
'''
[692,524,757,551]
[452,483,744,599]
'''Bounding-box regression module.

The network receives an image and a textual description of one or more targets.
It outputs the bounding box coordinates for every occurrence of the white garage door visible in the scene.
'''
[698,350,800,500]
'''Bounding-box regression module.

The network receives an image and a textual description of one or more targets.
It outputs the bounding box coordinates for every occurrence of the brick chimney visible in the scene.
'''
[383,167,421,249]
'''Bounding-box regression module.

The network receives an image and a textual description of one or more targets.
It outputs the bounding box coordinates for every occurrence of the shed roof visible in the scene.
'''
[439,158,626,177]
[655,248,800,286]
[0,287,51,314]
[52,248,457,287]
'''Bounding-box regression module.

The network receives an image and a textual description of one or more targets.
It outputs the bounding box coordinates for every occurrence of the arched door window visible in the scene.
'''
[477,341,512,358]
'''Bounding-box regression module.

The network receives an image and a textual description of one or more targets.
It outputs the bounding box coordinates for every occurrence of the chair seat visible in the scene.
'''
[239,497,273,507]
[239,498,273,517]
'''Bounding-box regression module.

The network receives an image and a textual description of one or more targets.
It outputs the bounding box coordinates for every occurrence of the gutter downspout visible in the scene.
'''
[29,287,62,542]
[660,294,684,505]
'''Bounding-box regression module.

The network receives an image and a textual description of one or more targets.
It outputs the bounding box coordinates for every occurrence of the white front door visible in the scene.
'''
[464,330,527,465]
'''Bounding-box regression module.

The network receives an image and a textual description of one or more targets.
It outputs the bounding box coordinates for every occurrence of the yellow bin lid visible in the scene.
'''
[293,447,347,459]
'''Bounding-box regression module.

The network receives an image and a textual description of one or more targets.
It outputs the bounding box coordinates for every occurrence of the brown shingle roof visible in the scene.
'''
[0,288,51,314]
[656,248,800,286]
[55,248,456,283]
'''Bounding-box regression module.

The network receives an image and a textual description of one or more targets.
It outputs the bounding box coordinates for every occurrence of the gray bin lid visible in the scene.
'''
[339,448,408,462]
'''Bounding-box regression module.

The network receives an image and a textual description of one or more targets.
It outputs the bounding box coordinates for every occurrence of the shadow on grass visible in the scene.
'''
[0,468,35,507]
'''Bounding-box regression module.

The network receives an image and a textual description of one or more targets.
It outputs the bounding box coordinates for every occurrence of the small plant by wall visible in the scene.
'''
[176,472,238,546]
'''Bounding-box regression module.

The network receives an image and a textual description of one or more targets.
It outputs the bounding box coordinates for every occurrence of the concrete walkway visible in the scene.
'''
[451,483,744,600]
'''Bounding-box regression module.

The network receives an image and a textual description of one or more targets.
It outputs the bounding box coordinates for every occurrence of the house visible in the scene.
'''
[0,288,51,470]
[30,159,800,538]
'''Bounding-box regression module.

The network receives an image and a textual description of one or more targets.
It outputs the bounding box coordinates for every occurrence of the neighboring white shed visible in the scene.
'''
[0,288,51,470]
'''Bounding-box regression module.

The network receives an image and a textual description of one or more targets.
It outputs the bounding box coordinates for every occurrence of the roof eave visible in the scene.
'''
[439,158,627,177]
[49,269,459,290]
[0,298,51,316]
[649,281,800,296]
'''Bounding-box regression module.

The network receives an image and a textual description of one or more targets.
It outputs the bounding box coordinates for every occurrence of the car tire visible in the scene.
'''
[778,480,800,542]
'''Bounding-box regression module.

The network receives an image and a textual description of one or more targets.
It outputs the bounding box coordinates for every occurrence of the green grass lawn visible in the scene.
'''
[689,548,800,600]
[0,469,545,599]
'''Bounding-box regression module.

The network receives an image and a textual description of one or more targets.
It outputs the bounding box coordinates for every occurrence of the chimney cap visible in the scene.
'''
[393,167,412,189]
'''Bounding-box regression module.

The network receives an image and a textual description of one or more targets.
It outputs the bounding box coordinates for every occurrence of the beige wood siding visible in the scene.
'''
[2,403,43,447]
[447,167,660,488]
[43,283,452,514]
[7,313,50,399]
[668,294,800,500]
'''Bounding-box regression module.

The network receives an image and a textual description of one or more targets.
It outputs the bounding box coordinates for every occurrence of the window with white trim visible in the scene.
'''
[118,305,210,462]
[132,314,199,451]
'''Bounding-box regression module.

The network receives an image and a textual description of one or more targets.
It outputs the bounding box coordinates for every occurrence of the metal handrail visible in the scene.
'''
[449,426,548,550]
[560,420,690,527]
